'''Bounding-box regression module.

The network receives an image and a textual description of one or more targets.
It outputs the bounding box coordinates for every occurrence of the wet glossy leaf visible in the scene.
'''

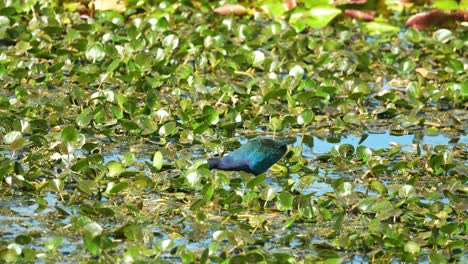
[366,22,399,35]
[290,6,341,31]
[15,235,31,245]
[434,0,459,10]
[251,50,265,67]
[107,181,129,194]
[404,241,420,254]
[429,252,447,264]
[370,180,387,195]
[153,151,163,171]
[433,29,454,43]
[297,109,314,126]
[77,180,98,194]
[45,237,63,251]
[106,161,123,177]
[399,185,415,199]
[83,221,103,239]
[356,146,372,162]
[260,186,276,201]
[86,43,106,62]
[277,192,293,211]
[203,106,219,125]
[3,131,22,144]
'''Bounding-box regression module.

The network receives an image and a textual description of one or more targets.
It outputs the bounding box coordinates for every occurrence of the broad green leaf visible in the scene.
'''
[83,221,103,239]
[251,50,265,67]
[404,241,420,254]
[429,252,447,264]
[433,29,454,43]
[290,6,341,31]
[399,185,416,198]
[434,0,459,10]
[86,43,106,62]
[3,131,22,144]
[153,151,163,171]
[297,109,314,126]
[106,161,123,177]
[277,192,293,211]
[366,22,399,36]
[259,0,288,18]
[356,146,372,162]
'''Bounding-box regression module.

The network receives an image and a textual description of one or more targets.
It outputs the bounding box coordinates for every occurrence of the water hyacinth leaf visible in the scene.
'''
[401,59,416,74]
[77,180,98,194]
[447,59,464,74]
[298,196,313,219]
[251,50,265,67]
[433,29,454,43]
[269,117,283,132]
[45,237,63,251]
[107,181,129,195]
[159,121,178,137]
[201,184,214,200]
[404,241,420,254]
[333,212,345,232]
[273,253,295,263]
[370,180,387,195]
[203,106,219,125]
[61,126,79,142]
[356,145,372,162]
[163,34,179,50]
[83,221,103,239]
[50,179,64,193]
[297,109,314,126]
[440,223,459,235]
[260,186,276,201]
[3,131,22,144]
[0,16,10,27]
[157,239,174,251]
[338,144,354,158]
[121,224,143,242]
[406,82,422,100]
[186,171,201,187]
[358,197,377,212]
[83,237,99,256]
[106,161,123,177]
[399,185,416,198]
[259,0,288,18]
[264,88,287,101]
[366,22,399,35]
[15,235,32,245]
[434,0,459,10]
[247,174,265,189]
[153,151,163,171]
[177,64,193,79]
[86,43,106,62]
[277,192,293,211]
[289,65,304,78]
[283,216,297,229]
[429,252,448,264]
[121,152,136,167]
[77,112,93,127]
[289,6,341,31]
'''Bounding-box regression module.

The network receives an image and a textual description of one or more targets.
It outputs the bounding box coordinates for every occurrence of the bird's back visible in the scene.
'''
[229,138,287,175]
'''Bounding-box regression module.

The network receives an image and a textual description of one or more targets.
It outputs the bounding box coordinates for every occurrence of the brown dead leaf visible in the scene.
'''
[406,9,468,30]
[213,4,247,15]
[344,9,376,21]
[284,0,297,10]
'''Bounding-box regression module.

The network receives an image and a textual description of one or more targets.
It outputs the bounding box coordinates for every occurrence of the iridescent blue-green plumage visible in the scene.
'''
[207,138,287,175]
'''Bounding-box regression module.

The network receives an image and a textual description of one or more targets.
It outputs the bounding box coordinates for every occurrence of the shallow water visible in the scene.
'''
[1,131,465,262]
